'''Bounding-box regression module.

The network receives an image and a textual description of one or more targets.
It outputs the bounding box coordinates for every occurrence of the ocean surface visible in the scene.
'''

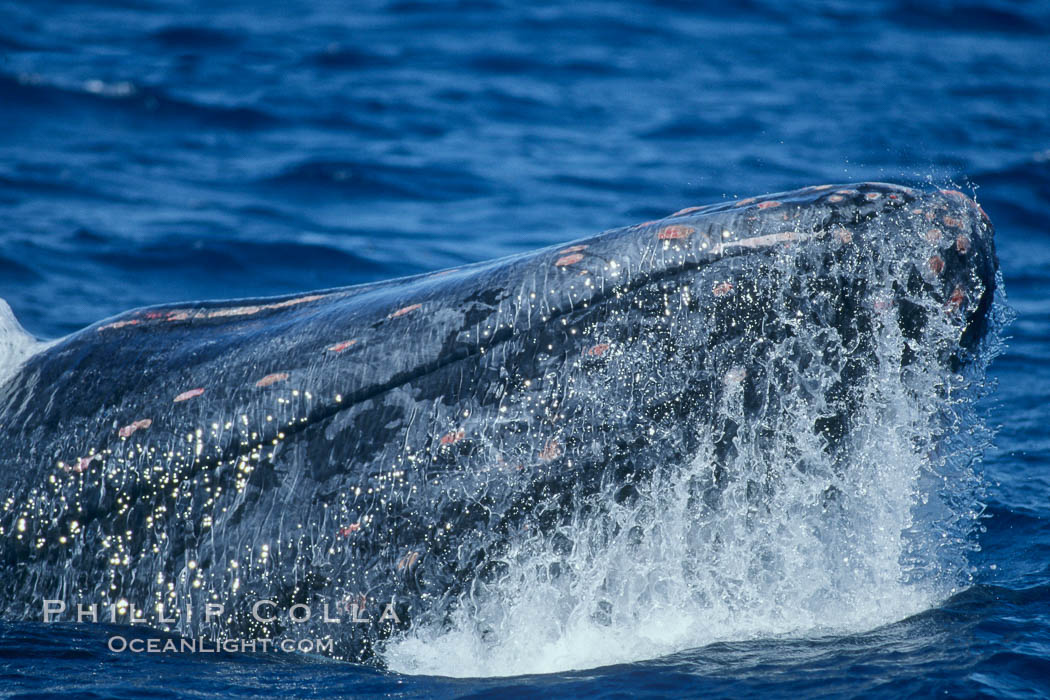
[1,0,1049,697]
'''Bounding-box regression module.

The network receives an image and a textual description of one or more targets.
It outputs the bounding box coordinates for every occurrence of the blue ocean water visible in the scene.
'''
[1,0,1049,697]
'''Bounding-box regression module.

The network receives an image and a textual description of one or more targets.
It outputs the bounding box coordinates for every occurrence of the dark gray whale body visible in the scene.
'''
[0,183,996,661]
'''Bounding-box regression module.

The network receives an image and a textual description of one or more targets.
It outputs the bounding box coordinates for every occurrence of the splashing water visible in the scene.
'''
[385,222,1003,677]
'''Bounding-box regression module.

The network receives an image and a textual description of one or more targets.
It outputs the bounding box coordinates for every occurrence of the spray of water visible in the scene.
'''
[384,227,1002,677]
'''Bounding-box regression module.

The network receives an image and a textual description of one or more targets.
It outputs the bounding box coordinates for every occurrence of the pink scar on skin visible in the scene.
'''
[97,318,140,332]
[256,373,289,387]
[118,418,153,438]
[734,197,756,207]
[397,551,420,571]
[539,438,563,461]
[105,296,334,332]
[70,455,100,473]
[174,388,205,403]
[148,295,330,327]
[672,205,704,216]
[657,225,696,240]
[586,343,611,357]
[439,429,466,445]
[811,184,834,191]
[327,339,358,352]
[559,244,588,254]
[555,253,585,267]
[926,228,943,243]
[945,286,966,312]
[389,303,422,318]
[827,195,844,203]
[865,192,881,200]
[756,200,781,209]
[712,281,734,296]
[339,523,361,537]
[928,255,945,275]
[204,294,326,320]
[956,235,971,254]
[942,215,964,229]
[833,227,853,244]
[714,230,811,254]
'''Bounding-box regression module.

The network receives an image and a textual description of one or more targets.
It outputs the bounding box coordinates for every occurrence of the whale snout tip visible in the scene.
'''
[920,188,998,349]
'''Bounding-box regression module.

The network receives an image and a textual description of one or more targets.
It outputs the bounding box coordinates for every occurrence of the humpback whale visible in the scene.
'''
[0,183,997,663]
